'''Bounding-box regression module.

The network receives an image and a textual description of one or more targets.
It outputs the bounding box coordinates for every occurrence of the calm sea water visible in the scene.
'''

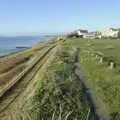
[0,36,48,56]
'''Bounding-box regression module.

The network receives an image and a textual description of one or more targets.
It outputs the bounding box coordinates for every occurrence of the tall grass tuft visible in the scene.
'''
[30,47,90,120]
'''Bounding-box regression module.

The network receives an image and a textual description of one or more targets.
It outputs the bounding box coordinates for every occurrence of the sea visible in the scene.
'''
[0,36,49,57]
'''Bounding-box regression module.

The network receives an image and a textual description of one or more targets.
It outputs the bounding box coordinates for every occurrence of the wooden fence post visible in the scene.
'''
[109,62,115,69]
[75,48,80,62]
[99,57,103,64]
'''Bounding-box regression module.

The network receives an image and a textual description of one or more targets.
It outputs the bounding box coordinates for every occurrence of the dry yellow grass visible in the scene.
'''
[0,53,32,74]
[0,44,49,74]
[0,63,26,86]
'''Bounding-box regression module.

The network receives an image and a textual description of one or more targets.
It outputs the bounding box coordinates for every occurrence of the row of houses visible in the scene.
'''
[101,28,120,38]
[69,28,120,39]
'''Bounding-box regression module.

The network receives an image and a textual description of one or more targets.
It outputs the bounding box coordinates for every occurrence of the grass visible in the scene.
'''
[65,38,120,119]
[0,44,48,90]
[23,39,120,119]
[2,38,120,119]
[90,39,120,70]
[26,46,90,120]
[0,49,34,91]
[0,44,46,74]
[0,63,26,88]
[0,52,32,73]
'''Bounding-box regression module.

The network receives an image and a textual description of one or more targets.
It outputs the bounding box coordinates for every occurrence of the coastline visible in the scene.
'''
[0,37,56,60]
[0,36,49,58]
[0,48,29,58]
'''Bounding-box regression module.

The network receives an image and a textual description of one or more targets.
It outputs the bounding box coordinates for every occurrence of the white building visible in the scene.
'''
[101,28,120,38]
[76,29,88,36]
[83,33,95,39]
[76,30,101,39]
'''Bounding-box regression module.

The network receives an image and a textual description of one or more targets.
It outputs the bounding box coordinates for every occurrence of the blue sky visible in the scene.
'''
[0,0,120,35]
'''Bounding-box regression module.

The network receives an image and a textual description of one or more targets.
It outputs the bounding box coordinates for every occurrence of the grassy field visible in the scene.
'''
[0,43,46,74]
[25,45,90,120]
[65,38,120,119]
[0,44,49,91]
[22,38,120,120]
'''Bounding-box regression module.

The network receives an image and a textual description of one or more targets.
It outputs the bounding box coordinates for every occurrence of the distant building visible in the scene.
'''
[83,32,95,39]
[76,29,88,37]
[67,29,88,38]
[67,29,102,39]
[76,30,102,39]
[101,28,120,38]
[83,31,101,39]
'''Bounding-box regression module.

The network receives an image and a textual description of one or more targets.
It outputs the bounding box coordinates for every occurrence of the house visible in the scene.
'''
[79,31,101,39]
[76,30,102,39]
[67,29,88,38]
[76,29,88,37]
[83,32,95,39]
[67,29,102,39]
[101,28,120,38]
[83,31,101,39]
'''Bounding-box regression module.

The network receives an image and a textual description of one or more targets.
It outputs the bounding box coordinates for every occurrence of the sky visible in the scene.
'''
[0,0,120,35]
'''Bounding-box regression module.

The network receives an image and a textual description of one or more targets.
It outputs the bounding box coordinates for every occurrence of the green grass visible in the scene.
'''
[28,46,90,120]
[90,39,120,70]
[19,38,120,120]
[65,38,120,119]
[91,39,120,57]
